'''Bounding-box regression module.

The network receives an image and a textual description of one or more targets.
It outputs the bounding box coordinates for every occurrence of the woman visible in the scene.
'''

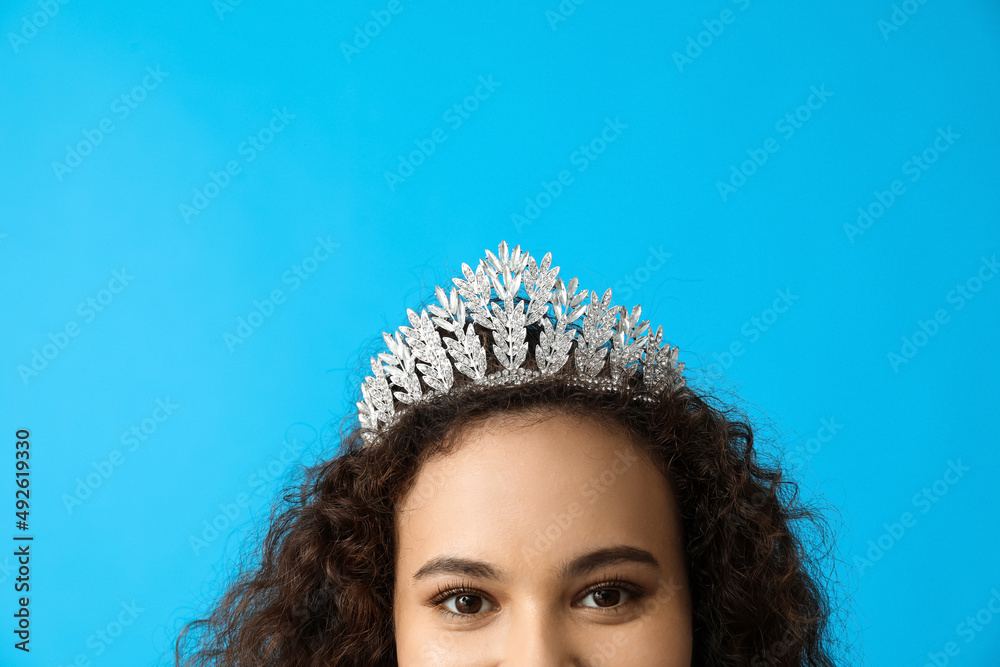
[176,242,844,665]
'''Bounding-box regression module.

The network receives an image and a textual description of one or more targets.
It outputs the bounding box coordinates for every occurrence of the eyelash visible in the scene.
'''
[429,578,491,619]
[427,573,645,619]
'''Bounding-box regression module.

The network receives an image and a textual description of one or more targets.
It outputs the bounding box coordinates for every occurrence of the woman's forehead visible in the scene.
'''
[395,413,684,574]
[405,412,657,502]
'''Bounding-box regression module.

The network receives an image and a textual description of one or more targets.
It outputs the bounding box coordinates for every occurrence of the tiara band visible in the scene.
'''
[356,241,685,443]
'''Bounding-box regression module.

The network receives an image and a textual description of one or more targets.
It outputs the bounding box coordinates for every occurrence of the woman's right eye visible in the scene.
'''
[439,592,495,615]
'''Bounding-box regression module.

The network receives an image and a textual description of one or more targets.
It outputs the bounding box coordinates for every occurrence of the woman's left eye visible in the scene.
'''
[578,587,634,608]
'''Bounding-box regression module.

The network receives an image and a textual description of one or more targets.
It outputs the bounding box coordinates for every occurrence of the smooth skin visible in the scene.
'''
[393,410,693,666]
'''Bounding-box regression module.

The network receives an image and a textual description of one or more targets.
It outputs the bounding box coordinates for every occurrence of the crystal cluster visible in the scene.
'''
[357,241,685,442]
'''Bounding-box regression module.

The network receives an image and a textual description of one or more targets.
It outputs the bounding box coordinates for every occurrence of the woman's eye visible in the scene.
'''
[578,587,632,608]
[441,593,495,615]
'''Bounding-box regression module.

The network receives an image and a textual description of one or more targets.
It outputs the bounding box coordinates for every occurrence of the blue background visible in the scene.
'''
[2,0,998,664]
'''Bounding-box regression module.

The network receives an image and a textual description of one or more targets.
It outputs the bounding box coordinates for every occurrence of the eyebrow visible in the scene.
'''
[411,545,660,582]
[560,545,660,579]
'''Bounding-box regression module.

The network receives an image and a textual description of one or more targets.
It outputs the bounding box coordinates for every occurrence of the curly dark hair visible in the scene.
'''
[175,322,849,666]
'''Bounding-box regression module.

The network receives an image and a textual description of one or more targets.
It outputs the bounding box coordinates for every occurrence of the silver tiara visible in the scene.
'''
[356,241,685,443]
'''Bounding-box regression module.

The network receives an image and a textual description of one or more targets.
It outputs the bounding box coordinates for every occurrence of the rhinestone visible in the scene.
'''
[357,241,685,444]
